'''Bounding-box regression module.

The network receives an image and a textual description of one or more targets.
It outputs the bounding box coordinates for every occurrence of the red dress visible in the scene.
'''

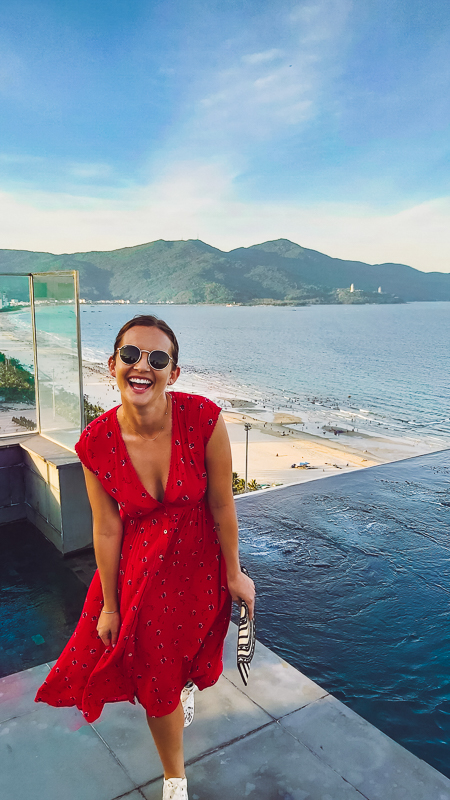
[35,392,232,722]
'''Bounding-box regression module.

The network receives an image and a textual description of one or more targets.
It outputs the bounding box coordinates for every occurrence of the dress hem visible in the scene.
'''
[35,668,223,722]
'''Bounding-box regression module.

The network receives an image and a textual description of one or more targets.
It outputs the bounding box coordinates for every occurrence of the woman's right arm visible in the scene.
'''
[82,465,124,646]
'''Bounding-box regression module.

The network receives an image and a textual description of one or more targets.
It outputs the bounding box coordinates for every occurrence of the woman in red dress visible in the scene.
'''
[35,314,255,800]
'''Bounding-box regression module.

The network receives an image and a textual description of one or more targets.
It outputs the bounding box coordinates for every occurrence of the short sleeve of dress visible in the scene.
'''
[74,426,95,473]
[196,396,222,447]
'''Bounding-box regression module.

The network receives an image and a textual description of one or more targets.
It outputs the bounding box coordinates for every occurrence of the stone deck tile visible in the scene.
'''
[90,673,272,787]
[0,703,136,800]
[0,662,51,723]
[280,693,450,800]
[222,623,328,718]
[0,622,449,800]
[142,723,367,800]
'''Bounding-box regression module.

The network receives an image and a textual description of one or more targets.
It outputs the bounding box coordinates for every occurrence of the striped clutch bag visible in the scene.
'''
[237,566,256,686]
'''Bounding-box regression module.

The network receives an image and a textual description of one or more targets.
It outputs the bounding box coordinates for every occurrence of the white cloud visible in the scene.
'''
[198,59,315,138]
[242,49,283,65]
[0,153,44,165]
[0,162,448,273]
[67,162,112,179]
[192,0,351,143]
[289,0,351,38]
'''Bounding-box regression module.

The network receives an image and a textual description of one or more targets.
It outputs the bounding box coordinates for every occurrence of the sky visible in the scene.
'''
[1,0,449,271]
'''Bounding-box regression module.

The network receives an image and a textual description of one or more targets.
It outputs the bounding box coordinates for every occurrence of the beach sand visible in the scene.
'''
[82,365,388,488]
[223,411,379,486]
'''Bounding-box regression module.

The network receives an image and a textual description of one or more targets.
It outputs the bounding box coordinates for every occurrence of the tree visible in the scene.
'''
[232,472,261,494]
[84,396,105,425]
[232,472,245,495]
[0,352,35,402]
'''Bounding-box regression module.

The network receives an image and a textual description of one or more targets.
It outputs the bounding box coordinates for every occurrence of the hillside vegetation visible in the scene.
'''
[1,238,449,305]
[0,352,35,402]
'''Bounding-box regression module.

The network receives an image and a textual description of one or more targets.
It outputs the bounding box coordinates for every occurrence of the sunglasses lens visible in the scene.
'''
[149,351,170,370]
[119,345,140,364]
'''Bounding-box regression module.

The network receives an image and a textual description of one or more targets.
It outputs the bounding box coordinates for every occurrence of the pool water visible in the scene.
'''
[235,449,450,779]
[0,520,89,678]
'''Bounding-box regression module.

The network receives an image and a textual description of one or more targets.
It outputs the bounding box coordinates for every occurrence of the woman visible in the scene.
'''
[35,314,255,800]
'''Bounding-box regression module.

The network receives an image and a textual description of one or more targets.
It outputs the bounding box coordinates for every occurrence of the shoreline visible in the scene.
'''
[82,361,435,488]
[1,306,447,483]
[0,353,446,485]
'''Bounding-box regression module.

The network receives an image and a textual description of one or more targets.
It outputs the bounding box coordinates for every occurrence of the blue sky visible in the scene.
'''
[1,0,449,271]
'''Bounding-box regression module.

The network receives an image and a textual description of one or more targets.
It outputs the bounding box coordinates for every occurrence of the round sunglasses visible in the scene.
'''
[117,345,175,370]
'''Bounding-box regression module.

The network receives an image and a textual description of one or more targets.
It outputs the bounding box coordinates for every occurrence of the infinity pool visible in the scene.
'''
[0,520,88,679]
[235,449,450,779]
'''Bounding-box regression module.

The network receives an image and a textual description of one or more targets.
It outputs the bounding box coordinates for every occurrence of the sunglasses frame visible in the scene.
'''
[116,345,175,370]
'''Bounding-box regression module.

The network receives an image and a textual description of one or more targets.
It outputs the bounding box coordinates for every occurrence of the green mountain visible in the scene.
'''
[1,238,449,305]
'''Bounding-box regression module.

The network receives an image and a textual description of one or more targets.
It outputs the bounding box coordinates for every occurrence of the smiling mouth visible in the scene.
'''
[128,377,153,392]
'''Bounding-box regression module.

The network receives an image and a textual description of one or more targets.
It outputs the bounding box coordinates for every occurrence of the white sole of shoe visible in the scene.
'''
[180,681,197,728]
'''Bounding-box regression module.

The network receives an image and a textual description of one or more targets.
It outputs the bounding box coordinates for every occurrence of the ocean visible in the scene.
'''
[78,301,450,454]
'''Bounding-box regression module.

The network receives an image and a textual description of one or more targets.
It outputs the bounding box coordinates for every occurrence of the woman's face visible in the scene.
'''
[108,325,180,406]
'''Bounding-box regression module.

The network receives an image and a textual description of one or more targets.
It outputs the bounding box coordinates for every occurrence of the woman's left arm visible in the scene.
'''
[205,414,255,619]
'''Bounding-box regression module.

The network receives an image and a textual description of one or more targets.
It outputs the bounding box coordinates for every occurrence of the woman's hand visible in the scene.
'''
[227,571,256,620]
[97,610,121,648]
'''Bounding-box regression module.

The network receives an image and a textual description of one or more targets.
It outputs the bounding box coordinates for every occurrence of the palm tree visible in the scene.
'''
[232,471,245,495]
[232,472,261,494]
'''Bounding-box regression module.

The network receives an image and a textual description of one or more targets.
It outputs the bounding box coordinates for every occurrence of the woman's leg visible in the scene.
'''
[146,702,185,779]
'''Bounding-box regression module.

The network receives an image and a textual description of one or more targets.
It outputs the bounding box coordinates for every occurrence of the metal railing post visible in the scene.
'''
[244,423,251,491]
[73,270,85,431]
[29,273,41,433]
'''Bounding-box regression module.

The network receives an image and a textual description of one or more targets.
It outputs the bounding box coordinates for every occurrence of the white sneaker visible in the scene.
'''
[163,777,188,800]
[180,681,197,727]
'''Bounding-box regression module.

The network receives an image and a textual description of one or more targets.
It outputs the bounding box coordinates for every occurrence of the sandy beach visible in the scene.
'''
[81,363,423,489]
[222,410,379,486]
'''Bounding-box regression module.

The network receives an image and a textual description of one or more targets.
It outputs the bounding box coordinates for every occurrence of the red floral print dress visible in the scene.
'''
[35,392,232,722]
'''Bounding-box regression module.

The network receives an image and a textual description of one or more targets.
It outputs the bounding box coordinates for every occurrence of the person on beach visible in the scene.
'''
[35,314,255,800]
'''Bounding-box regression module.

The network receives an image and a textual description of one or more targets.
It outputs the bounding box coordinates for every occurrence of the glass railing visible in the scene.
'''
[0,275,37,436]
[0,271,84,451]
[32,273,84,449]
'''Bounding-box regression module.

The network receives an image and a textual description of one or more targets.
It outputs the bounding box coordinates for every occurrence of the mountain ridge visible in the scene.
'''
[1,238,449,304]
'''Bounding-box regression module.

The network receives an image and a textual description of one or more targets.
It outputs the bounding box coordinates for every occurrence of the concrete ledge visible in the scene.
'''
[1,623,449,800]
[0,434,92,554]
[19,434,79,465]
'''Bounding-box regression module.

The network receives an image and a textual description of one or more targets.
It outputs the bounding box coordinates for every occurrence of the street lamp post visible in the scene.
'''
[244,423,251,492]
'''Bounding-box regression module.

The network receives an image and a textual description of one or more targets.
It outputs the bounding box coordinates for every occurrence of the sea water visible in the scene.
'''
[8,301,450,450]
[77,301,450,452]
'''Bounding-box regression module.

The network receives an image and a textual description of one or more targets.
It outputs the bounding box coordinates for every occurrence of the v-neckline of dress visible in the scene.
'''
[113,392,176,506]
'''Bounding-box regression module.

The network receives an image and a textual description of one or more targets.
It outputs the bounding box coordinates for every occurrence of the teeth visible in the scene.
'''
[129,378,152,385]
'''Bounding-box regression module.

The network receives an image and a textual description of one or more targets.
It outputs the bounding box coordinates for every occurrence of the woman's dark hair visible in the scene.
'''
[113,315,179,366]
